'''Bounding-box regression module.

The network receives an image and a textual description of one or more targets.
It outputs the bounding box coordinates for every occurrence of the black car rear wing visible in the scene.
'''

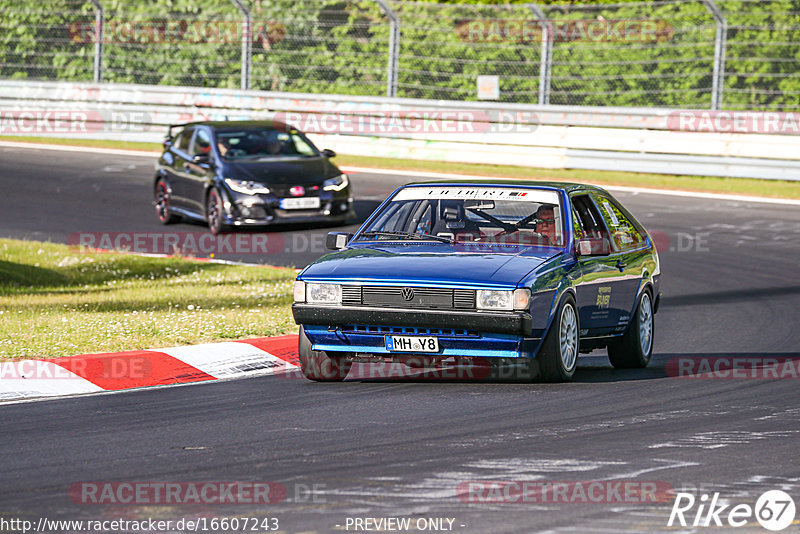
[165,123,193,142]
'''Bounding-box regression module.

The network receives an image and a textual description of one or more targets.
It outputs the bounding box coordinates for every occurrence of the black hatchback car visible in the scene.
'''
[154,120,355,233]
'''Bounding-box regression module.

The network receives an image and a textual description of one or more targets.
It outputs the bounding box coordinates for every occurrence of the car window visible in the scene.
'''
[191,129,212,156]
[571,207,584,241]
[176,128,193,153]
[291,133,316,156]
[591,193,645,251]
[215,128,320,159]
[571,194,608,241]
[370,201,418,232]
[358,187,565,246]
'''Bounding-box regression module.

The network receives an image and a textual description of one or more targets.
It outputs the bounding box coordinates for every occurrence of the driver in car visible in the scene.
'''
[535,205,557,244]
[217,138,231,157]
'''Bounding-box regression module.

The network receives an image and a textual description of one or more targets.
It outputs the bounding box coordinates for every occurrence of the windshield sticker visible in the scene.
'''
[394,187,560,204]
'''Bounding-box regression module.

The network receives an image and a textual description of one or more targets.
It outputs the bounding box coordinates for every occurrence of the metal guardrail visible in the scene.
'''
[1,80,798,181]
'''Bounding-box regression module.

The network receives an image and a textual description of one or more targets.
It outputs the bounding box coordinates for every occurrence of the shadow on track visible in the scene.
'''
[661,286,800,307]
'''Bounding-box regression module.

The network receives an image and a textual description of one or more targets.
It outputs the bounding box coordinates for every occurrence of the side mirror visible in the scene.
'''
[321,148,336,158]
[162,137,172,150]
[326,232,352,250]
[577,237,611,256]
[192,154,210,164]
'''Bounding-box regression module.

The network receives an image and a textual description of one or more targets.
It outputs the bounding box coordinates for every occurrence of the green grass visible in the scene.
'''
[0,239,297,359]
[3,135,799,199]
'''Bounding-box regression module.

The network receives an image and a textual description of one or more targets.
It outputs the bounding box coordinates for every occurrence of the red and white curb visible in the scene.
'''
[0,335,299,403]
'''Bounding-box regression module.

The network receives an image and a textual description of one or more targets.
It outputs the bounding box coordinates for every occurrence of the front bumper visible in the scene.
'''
[225,190,354,226]
[302,324,538,359]
[292,304,533,336]
[229,209,355,226]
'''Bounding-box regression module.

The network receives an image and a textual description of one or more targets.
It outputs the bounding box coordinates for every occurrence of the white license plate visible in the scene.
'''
[385,335,439,353]
[280,197,321,210]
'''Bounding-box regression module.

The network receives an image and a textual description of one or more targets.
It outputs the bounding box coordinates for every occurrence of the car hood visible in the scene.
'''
[223,156,339,184]
[300,244,562,288]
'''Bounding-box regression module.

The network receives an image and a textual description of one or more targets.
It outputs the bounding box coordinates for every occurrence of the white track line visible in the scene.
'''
[0,140,159,157]
[1,140,796,206]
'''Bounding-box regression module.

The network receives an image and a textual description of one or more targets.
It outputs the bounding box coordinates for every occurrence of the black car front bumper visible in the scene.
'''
[227,193,353,226]
[292,304,533,336]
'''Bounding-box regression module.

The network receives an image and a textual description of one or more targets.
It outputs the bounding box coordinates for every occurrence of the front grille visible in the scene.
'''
[340,285,475,310]
[341,325,479,337]
[271,185,321,197]
[342,285,362,306]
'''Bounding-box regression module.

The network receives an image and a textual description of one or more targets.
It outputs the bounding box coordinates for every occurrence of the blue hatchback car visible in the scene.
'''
[292,180,661,382]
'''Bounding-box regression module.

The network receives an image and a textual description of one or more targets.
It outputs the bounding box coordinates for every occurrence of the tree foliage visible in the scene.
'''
[0,0,797,110]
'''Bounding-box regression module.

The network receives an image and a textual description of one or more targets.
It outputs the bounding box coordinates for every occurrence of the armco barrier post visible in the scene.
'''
[231,0,252,90]
[89,0,104,83]
[702,0,727,110]
[529,4,551,106]
[374,0,400,98]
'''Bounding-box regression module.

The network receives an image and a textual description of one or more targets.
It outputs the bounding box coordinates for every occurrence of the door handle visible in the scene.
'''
[615,259,627,271]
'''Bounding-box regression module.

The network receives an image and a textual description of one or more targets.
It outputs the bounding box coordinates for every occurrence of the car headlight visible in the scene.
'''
[306,283,341,305]
[477,289,530,311]
[323,174,348,191]
[225,178,270,195]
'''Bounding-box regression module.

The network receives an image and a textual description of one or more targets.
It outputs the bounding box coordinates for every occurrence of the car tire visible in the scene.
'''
[607,289,654,369]
[533,295,580,382]
[206,187,228,235]
[298,327,352,382]
[154,179,180,224]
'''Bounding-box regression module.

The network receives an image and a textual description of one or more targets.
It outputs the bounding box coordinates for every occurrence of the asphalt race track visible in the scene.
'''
[1,145,800,533]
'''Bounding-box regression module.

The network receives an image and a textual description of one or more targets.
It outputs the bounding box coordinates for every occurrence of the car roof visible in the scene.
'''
[404,178,608,195]
[172,120,292,131]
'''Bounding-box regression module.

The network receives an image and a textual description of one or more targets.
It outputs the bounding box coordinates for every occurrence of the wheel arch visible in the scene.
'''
[540,282,578,340]
[153,171,170,191]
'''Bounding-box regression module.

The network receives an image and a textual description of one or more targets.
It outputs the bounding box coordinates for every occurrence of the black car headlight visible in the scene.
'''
[225,178,270,195]
[323,174,349,192]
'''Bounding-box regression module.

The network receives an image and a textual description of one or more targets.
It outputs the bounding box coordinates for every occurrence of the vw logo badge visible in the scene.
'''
[401,287,415,301]
[289,186,305,197]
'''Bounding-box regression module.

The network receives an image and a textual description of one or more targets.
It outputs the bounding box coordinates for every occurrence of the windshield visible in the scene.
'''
[215,128,319,160]
[357,186,565,247]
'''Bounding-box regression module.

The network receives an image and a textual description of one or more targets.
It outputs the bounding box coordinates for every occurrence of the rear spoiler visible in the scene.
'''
[165,122,193,142]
